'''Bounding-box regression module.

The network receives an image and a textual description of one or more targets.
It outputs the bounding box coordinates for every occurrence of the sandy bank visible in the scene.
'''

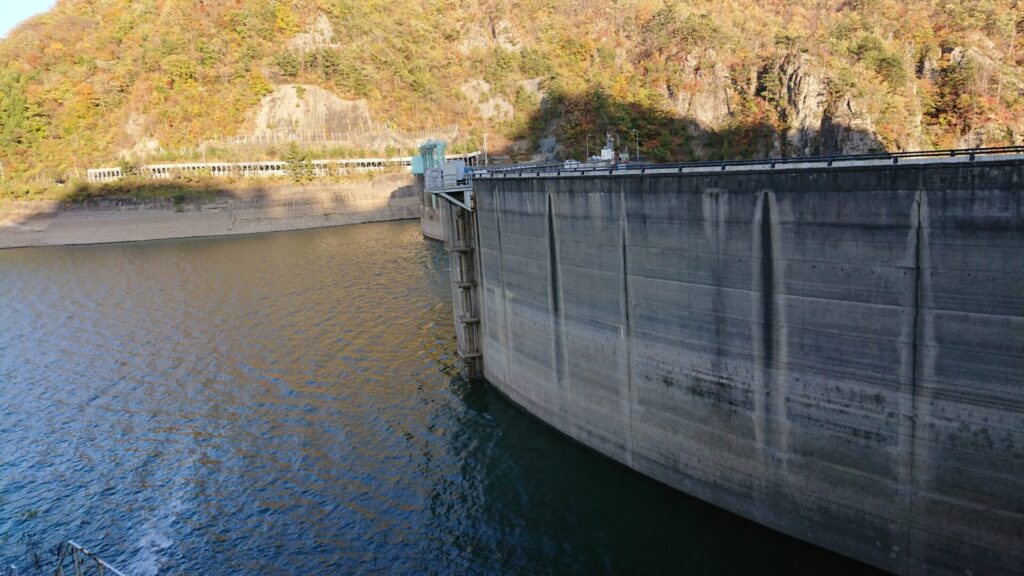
[0,174,421,249]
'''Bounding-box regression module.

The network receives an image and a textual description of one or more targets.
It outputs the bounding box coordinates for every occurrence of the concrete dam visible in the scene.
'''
[427,152,1024,575]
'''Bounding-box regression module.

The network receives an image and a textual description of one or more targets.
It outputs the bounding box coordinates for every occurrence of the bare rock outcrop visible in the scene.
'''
[288,14,337,53]
[775,54,829,155]
[253,85,372,137]
[768,54,883,156]
[672,50,732,128]
[119,137,162,160]
[458,19,521,53]
[124,113,146,140]
[819,96,882,155]
[654,50,885,159]
[518,78,544,100]
[461,80,514,122]
[119,113,163,160]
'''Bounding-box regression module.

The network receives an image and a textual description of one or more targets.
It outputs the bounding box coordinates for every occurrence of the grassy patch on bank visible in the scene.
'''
[0,181,53,204]
[0,165,411,210]
[59,180,224,205]
[1,179,225,205]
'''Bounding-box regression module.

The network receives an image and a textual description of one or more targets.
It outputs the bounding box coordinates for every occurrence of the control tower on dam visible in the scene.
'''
[427,149,1024,575]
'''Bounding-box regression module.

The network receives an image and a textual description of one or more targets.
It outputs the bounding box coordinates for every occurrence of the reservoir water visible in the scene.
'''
[0,221,877,575]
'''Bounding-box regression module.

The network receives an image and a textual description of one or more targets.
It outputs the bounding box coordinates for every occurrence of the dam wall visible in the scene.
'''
[472,160,1023,575]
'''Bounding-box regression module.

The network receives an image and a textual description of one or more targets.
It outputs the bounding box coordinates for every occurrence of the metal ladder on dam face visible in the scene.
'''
[422,144,484,379]
[442,200,483,378]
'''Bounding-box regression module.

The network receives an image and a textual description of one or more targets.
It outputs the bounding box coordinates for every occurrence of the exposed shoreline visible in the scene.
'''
[0,174,421,249]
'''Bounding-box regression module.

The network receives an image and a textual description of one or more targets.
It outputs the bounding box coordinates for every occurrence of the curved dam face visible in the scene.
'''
[471,161,1023,575]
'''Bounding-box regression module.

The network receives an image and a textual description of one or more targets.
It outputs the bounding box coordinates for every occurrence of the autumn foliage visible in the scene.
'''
[0,0,1020,190]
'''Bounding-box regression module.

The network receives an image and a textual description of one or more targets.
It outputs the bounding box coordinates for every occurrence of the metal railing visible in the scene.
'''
[53,541,126,576]
[474,145,1024,178]
[478,159,567,174]
[87,152,482,183]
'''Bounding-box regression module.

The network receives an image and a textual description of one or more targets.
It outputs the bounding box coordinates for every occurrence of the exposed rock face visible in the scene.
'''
[763,54,884,156]
[253,85,372,137]
[537,136,560,156]
[458,19,521,53]
[917,49,940,81]
[819,96,882,155]
[775,54,829,155]
[658,50,885,158]
[955,122,1024,149]
[288,14,337,53]
[518,78,544,100]
[646,50,887,159]
[461,79,514,122]
[119,113,162,160]
[124,113,146,140]
[672,50,732,128]
[119,137,161,160]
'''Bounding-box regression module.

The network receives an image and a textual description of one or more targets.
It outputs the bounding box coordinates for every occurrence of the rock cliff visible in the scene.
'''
[253,84,372,137]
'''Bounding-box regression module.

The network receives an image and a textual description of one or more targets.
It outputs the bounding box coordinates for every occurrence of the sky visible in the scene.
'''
[0,0,56,38]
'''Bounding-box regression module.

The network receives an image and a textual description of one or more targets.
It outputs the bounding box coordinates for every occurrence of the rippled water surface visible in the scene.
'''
[0,221,877,575]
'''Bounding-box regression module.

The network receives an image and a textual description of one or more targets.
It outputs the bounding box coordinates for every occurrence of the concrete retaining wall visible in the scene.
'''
[0,174,420,248]
[473,160,1023,575]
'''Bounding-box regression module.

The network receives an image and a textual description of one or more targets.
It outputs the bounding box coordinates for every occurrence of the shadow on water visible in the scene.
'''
[443,377,884,575]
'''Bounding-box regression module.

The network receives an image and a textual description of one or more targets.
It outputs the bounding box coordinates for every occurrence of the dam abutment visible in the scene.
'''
[418,173,446,241]
[464,160,1023,575]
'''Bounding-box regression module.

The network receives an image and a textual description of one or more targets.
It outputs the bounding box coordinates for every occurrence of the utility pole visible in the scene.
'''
[586,135,591,160]
[632,129,640,164]
[483,133,489,166]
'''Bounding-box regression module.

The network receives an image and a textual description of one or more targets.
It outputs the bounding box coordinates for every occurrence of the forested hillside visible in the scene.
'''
[1,0,1021,188]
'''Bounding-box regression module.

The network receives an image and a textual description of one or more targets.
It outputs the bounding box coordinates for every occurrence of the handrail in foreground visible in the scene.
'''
[53,541,126,576]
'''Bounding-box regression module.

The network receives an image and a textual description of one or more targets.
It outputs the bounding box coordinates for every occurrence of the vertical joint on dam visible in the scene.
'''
[547,194,567,392]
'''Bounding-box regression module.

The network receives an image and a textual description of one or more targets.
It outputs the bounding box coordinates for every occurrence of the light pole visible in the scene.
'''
[632,129,640,164]
[586,135,591,161]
